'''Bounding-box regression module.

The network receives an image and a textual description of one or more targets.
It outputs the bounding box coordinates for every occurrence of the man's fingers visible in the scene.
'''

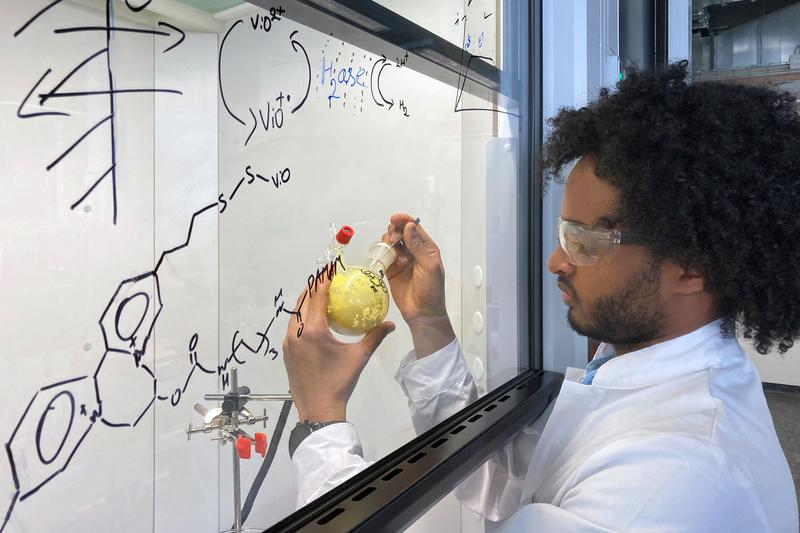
[402,221,439,266]
[292,288,308,320]
[305,268,333,325]
[389,213,416,227]
[358,321,395,356]
[285,288,309,336]
[386,252,411,280]
[293,287,308,308]
[384,220,411,279]
[385,223,401,243]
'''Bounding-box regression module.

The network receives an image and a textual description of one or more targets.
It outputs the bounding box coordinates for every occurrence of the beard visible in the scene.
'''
[566,258,665,345]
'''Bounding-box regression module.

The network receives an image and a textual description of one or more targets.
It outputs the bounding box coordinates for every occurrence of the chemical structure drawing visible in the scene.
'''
[220,14,413,144]
[4,3,414,530]
[219,11,314,146]
[1,190,300,531]
[13,0,185,225]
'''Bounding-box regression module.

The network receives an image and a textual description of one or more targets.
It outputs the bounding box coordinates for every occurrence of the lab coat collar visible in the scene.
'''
[590,319,730,389]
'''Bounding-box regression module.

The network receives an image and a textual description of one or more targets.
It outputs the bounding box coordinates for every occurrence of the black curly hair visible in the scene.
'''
[539,60,800,354]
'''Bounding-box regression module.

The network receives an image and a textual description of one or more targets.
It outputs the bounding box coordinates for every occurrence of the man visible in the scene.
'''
[282,62,799,531]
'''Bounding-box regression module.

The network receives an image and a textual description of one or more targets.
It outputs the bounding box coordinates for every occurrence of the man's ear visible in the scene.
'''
[665,260,705,296]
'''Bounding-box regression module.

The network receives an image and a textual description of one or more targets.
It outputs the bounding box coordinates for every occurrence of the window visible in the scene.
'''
[0,0,537,530]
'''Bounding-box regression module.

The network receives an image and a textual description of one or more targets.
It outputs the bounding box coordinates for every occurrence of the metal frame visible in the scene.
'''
[265,369,561,532]
[528,0,544,374]
[655,0,669,71]
[619,0,654,71]
[620,0,671,72]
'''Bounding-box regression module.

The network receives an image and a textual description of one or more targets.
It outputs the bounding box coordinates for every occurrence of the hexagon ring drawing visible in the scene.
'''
[99,271,163,366]
[3,376,95,530]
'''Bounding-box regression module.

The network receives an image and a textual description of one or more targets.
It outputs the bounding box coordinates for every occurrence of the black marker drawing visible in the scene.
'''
[290,30,311,114]
[4,3,422,529]
[370,55,395,110]
[219,19,246,127]
[219,13,311,146]
[13,0,185,225]
[16,68,70,119]
[12,0,65,38]
[0,158,302,529]
[126,0,153,13]
[453,8,520,119]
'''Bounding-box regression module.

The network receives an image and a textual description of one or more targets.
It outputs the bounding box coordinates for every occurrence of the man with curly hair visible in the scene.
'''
[282,61,799,531]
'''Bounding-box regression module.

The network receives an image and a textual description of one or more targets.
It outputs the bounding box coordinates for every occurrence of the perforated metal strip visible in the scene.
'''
[266,369,562,532]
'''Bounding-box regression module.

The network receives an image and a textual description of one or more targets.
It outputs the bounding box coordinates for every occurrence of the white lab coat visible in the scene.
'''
[292,320,798,531]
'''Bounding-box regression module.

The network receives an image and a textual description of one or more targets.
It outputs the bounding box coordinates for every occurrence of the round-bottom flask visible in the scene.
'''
[327,242,396,336]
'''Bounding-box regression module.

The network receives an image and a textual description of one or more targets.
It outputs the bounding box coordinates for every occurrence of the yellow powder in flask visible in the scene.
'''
[327,267,389,336]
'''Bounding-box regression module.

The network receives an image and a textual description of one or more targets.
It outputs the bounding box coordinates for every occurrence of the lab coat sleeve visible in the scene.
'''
[394,337,479,434]
[293,339,476,508]
[292,422,372,508]
[497,434,771,532]
[395,339,554,522]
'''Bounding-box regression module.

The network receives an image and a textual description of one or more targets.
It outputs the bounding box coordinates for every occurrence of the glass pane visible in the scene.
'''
[374,0,498,52]
[692,1,800,82]
[0,0,530,531]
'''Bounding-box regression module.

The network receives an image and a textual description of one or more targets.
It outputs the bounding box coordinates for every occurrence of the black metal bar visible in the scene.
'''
[514,0,531,373]
[528,0,543,374]
[265,369,562,532]
[619,0,654,71]
[247,0,504,99]
[763,382,800,395]
[655,0,669,71]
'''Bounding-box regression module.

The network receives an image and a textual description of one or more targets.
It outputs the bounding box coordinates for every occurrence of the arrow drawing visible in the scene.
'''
[290,30,310,114]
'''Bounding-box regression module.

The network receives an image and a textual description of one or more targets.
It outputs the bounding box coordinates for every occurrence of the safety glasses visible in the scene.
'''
[557,217,647,266]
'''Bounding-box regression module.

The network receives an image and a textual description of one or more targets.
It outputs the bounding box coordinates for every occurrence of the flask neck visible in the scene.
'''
[364,258,388,278]
[321,242,347,265]
[363,242,396,278]
[330,242,345,257]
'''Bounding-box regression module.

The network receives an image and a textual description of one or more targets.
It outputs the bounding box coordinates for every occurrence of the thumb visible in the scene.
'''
[358,321,395,356]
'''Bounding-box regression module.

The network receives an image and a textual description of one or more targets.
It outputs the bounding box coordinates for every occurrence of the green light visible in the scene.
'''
[618,72,624,81]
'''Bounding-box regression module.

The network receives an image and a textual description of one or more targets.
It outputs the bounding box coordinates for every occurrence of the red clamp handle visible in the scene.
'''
[236,436,251,459]
[255,432,267,457]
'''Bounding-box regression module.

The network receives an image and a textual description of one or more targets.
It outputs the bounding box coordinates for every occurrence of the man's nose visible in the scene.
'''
[547,244,574,275]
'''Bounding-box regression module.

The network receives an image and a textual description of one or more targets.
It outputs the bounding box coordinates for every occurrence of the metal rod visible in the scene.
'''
[231,443,242,532]
[231,368,242,533]
[204,393,293,402]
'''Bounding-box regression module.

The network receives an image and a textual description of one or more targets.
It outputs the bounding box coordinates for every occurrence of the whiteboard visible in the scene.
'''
[0,0,515,531]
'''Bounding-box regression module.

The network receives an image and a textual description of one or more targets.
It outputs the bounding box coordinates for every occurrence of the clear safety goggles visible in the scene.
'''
[557,217,647,266]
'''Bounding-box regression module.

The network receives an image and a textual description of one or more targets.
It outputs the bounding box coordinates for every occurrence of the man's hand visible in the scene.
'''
[384,214,455,358]
[282,275,395,422]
